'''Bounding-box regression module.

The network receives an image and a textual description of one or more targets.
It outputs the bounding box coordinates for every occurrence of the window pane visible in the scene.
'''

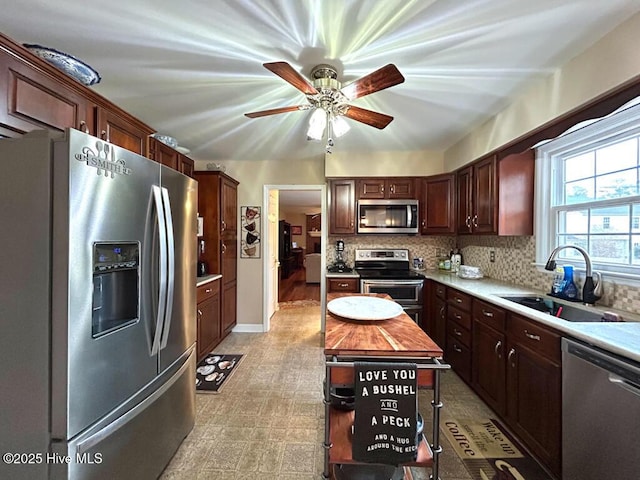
[565,152,594,181]
[633,204,640,233]
[590,235,629,264]
[595,138,638,175]
[590,206,629,234]
[565,178,594,205]
[556,235,588,262]
[558,210,588,234]
[633,235,640,265]
[595,169,639,199]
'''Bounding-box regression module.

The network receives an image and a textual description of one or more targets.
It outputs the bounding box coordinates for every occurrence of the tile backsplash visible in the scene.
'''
[328,234,639,315]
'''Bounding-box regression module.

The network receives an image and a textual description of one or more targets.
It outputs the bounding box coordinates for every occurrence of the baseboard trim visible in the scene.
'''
[232,324,264,333]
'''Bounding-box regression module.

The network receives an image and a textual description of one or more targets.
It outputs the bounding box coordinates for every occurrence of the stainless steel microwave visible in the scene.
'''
[357,199,419,234]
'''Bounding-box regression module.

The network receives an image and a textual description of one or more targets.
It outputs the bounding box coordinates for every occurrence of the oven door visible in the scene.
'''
[402,305,423,325]
[360,279,424,305]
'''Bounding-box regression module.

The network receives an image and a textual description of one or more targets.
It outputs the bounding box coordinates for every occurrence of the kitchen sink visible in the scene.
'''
[498,295,608,322]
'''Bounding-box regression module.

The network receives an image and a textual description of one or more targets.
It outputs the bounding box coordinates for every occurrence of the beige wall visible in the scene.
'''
[195,155,325,328]
[444,11,640,170]
[325,150,444,177]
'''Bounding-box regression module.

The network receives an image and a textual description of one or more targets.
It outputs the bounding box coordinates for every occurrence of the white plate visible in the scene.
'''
[176,146,191,155]
[327,296,404,321]
[205,355,221,364]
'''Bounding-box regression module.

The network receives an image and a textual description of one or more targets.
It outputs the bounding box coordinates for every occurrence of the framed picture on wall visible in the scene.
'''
[291,225,302,235]
[240,206,260,258]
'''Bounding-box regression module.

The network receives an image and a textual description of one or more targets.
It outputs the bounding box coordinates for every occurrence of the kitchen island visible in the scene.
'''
[323,293,449,480]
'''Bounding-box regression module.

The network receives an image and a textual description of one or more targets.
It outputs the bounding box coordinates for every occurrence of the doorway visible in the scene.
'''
[262,185,327,333]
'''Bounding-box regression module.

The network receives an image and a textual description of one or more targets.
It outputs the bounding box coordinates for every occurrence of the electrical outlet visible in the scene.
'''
[490,250,496,263]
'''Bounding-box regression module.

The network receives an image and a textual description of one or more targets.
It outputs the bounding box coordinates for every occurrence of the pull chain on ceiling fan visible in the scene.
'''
[244,62,405,153]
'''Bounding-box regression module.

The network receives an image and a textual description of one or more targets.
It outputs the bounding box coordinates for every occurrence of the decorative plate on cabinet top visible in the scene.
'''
[327,296,404,321]
[23,44,101,86]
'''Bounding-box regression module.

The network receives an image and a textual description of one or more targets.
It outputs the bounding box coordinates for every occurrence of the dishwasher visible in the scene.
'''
[562,338,640,479]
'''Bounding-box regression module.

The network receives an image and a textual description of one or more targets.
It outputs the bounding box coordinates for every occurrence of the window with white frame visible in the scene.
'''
[535,99,640,279]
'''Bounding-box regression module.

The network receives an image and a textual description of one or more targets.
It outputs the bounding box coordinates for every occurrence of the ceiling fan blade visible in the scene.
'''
[263,62,318,95]
[244,105,308,118]
[341,64,405,100]
[343,106,394,129]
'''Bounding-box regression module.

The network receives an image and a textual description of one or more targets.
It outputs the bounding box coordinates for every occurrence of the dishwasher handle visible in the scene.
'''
[609,374,640,398]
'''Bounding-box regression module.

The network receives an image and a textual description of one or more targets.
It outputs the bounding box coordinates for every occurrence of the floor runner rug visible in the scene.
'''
[195,353,243,393]
[441,418,553,480]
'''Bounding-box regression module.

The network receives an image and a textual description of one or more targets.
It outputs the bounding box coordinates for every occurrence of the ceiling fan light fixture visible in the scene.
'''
[331,115,350,138]
[307,108,327,140]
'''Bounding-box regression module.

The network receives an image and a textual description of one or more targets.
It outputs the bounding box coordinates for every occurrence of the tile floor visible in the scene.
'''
[161,304,495,479]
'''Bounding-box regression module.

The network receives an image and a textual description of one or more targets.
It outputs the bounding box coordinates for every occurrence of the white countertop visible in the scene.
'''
[423,270,640,363]
[326,271,360,278]
[196,274,222,287]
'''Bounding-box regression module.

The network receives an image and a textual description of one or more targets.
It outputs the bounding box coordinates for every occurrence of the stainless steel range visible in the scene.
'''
[355,249,425,324]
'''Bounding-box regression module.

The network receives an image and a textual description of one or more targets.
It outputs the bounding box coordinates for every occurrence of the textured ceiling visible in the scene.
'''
[2,0,640,163]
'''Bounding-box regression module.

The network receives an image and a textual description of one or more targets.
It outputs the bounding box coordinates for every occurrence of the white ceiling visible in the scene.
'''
[2,0,640,163]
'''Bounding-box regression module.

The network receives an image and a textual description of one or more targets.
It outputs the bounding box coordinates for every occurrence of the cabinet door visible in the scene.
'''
[0,52,92,136]
[357,178,386,199]
[327,278,359,293]
[472,155,498,234]
[197,293,221,361]
[178,154,194,178]
[456,166,473,233]
[222,280,237,334]
[148,137,179,170]
[420,174,455,234]
[506,342,561,477]
[498,150,534,235]
[329,179,356,234]
[430,293,447,351]
[387,178,415,199]
[221,176,238,237]
[472,320,506,415]
[96,107,150,156]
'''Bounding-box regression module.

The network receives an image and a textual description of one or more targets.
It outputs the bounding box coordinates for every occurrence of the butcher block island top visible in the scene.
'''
[325,293,442,358]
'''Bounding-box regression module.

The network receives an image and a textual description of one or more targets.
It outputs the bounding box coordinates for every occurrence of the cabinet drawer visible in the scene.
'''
[473,299,506,332]
[446,335,471,382]
[197,280,219,303]
[508,313,560,362]
[447,305,471,330]
[446,288,472,311]
[434,283,446,300]
[447,320,471,348]
[328,278,359,293]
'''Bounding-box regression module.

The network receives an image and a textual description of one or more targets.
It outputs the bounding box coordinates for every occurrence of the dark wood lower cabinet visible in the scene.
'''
[472,320,506,414]
[197,279,221,362]
[506,341,561,477]
[222,280,237,334]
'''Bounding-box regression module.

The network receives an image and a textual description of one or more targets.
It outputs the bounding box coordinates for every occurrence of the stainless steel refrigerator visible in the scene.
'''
[0,129,197,479]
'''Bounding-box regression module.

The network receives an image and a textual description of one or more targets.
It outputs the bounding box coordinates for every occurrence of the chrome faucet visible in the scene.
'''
[544,245,603,306]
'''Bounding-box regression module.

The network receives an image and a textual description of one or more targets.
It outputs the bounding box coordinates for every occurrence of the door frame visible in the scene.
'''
[262,184,327,333]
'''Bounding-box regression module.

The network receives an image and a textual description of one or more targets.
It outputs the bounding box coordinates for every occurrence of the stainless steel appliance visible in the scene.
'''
[355,249,424,323]
[0,129,197,479]
[562,338,640,479]
[357,199,419,234]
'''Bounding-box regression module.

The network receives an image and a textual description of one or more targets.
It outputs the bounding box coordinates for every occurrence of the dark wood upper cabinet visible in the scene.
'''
[95,106,151,157]
[178,154,194,178]
[420,174,456,235]
[329,179,356,234]
[357,177,416,199]
[148,137,179,170]
[456,151,533,235]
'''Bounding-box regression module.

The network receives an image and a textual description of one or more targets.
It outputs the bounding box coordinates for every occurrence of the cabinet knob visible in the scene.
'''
[205,288,212,293]
[472,214,478,228]
[197,309,203,318]
[454,313,462,320]
[439,306,445,318]
[221,220,226,231]
[338,283,349,288]
[494,340,502,358]
[453,344,463,353]
[455,297,463,304]
[482,309,494,318]
[221,242,227,254]
[453,328,462,337]
[465,216,471,228]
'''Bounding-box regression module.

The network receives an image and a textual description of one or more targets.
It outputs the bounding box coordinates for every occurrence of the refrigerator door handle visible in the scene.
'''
[151,185,168,356]
[159,186,175,350]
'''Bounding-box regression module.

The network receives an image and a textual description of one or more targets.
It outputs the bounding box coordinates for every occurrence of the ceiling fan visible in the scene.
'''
[244,62,405,152]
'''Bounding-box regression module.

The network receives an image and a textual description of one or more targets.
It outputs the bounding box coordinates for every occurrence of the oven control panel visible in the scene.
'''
[356,248,409,260]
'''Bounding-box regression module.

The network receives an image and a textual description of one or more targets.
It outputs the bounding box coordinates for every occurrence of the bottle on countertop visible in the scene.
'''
[561,265,578,299]
[551,266,565,295]
[451,248,462,273]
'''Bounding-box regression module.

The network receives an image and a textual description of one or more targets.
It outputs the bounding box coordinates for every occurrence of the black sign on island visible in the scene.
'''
[352,362,419,466]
